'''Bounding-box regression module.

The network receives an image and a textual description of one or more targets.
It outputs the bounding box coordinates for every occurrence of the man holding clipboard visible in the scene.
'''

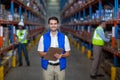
[37,16,70,80]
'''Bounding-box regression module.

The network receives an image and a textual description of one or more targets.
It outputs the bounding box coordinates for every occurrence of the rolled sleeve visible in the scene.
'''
[37,36,44,51]
[64,35,71,51]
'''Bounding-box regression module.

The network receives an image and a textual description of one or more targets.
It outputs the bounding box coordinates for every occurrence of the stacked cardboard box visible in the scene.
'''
[23,0,28,5]
[116,39,120,51]
[0,4,13,21]
[0,4,5,20]
[68,0,73,4]
[14,8,20,21]
[19,0,24,3]
[3,27,9,48]
[103,9,113,21]
[7,11,13,21]
[102,5,113,21]
[23,13,27,22]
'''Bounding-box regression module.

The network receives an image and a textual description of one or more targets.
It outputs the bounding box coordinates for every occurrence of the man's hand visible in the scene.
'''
[54,53,62,59]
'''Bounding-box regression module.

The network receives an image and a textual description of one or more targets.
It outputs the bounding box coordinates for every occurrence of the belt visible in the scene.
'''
[48,62,60,66]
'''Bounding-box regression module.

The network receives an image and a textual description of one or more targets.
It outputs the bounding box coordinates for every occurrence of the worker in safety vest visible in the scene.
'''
[90,21,110,79]
[16,21,30,66]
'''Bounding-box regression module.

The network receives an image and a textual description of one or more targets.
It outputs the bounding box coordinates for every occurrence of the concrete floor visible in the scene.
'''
[5,43,110,80]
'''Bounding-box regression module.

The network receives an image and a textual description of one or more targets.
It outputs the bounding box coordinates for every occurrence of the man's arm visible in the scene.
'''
[37,36,45,57]
[61,51,70,57]
[38,51,46,57]
[97,30,110,42]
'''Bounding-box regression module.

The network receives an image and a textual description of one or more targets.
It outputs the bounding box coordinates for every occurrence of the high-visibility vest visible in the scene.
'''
[16,30,27,43]
[92,26,104,46]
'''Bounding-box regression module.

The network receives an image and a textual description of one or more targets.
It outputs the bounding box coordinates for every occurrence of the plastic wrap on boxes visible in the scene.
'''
[104,9,113,21]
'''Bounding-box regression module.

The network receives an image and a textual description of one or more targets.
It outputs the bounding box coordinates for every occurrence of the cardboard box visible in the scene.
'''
[22,13,26,21]
[19,0,24,2]
[14,8,20,21]
[0,4,5,14]
[3,27,9,48]
[0,4,5,20]
[116,39,120,51]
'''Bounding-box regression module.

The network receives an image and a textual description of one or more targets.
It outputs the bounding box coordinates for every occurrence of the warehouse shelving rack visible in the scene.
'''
[0,0,45,79]
[60,0,120,80]
[0,0,45,54]
[61,0,78,16]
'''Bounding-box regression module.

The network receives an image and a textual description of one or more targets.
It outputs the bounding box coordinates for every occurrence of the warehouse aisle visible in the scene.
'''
[5,43,110,80]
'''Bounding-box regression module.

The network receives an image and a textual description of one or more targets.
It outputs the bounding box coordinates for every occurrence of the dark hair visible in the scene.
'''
[100,20,106,24]
[48,16,59,24]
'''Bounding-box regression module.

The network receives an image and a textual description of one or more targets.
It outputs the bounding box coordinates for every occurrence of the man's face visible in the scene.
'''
[102,22,106,29]
[49,20,58,32]
[19,26,23,30]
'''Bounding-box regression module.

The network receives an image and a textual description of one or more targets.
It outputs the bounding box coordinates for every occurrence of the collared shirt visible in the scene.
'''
[37,32,70,64]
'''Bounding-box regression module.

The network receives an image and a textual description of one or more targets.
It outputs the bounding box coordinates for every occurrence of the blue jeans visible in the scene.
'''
[18,43,30,65]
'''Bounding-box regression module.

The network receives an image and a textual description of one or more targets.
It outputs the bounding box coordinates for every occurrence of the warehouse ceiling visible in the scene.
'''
[45,0,60,28]
[47,0,59,6]
[46,0,60,16]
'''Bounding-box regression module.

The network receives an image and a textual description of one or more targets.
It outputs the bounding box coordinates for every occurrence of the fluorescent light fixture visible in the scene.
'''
[50,0,56,2]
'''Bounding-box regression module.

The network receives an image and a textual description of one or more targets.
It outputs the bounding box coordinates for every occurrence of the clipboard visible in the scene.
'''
[44,47,63,61]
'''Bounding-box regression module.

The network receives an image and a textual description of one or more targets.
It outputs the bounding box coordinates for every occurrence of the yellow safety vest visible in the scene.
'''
[16,30,27,43]
[92,26,104,46]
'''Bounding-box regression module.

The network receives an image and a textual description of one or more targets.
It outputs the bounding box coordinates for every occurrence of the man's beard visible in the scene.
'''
[50,29,58,32]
